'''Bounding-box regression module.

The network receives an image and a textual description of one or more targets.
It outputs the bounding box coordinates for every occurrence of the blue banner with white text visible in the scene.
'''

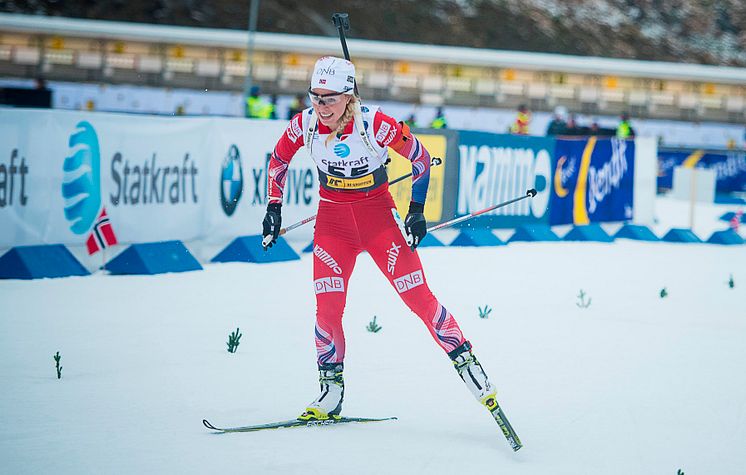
[549,137,635,225]
[455,131,555,228]
[658,149,746,193]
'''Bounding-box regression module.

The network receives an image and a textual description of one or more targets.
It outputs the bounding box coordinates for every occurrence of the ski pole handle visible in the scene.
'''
[427,188,537,233]
[278,157,442,237]
[332,13,359,97]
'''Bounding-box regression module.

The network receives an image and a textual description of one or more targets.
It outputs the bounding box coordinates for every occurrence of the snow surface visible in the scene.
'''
[1,198,746,474]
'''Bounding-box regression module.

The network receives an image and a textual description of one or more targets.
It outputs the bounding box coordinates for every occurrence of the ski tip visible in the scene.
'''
[202,419,219,431]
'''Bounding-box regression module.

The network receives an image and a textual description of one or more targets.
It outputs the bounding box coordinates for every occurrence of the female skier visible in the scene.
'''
[262,56,499,421]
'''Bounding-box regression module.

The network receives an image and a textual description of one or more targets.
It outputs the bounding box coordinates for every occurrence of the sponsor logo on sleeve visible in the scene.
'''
[393,270,423,293]
[314,277,345,294]
[287,116,302,143]
[375,122,391,144]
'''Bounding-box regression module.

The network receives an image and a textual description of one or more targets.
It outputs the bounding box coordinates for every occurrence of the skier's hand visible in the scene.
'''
[262,202,282,250]
[404,201,426,251]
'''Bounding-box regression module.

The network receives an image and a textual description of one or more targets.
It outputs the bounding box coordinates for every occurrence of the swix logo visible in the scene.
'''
[385,242,401,275]
[317,67,335,76]
[393,270,423,293]
[314,277,345,294]
[314,245,342,275]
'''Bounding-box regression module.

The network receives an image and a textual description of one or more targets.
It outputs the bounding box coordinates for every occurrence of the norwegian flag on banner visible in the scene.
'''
[86,208,118,255]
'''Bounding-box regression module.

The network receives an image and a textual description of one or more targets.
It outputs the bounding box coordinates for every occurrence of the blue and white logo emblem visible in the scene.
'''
[220,145,243,216]
[333,143,350,158]
[62,121,101,235]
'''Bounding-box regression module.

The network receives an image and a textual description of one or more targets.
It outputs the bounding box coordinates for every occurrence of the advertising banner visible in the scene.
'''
[455,132,554,228]
[0,109,319,250]
[201,118,319,247]
[550,137,635,225]
[658,149,746,193]
[387,131,449,224]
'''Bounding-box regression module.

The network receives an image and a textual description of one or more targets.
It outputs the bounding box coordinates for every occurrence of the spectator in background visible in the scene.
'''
[34,77,48,91]
[546,106,567,136]
[589,120,600,136]
[565,113,579,135]
[510,104,531,135]
[404,113,418,128]
[430,107,447,129]
[270,94,278,119]
[245,85,274,119]
[616,112,636,139]
[288,93,307,119]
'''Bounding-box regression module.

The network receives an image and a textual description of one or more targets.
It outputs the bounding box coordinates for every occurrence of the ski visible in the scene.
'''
[202,416,397,433]
[488,403,522,451]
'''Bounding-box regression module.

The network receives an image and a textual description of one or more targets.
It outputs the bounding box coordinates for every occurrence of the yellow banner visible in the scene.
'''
[387,134,447,222]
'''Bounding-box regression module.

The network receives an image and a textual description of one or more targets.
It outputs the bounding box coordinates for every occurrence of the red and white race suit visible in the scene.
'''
[268,105,467,365]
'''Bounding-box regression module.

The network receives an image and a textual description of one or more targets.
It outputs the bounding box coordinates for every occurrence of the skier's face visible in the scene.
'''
[310,88,351,127]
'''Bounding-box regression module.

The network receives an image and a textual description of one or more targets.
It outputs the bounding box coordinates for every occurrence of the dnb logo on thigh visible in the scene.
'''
[314,277,345,294]
[393,270,423,293]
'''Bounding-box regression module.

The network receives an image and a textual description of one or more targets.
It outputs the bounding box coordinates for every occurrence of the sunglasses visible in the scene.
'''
[308,88,352,106]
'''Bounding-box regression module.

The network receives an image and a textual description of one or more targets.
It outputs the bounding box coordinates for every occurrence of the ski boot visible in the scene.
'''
[449,341,498,411]
[449,341,522,451]
[298,362,344,421]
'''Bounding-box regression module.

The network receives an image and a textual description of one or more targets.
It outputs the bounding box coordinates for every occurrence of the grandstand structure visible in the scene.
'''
[1,13,745,123]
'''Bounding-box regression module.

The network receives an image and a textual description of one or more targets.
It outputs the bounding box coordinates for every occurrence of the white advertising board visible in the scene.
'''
[0,109,319,253]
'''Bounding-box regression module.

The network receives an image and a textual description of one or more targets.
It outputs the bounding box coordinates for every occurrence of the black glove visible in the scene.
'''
[404,201,426,251]
[262,202,282,250]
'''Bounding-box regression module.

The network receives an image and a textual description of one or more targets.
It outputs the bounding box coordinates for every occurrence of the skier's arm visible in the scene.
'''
[373,111,431,205]
[267,113,305,204]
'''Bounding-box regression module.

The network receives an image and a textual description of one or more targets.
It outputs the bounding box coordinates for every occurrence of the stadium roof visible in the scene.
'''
[2,13,746,85]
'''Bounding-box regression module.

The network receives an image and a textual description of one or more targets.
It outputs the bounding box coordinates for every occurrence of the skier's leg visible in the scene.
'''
[302,202,360,420]
[365,215,467,354]
[311,235,357,366]
[360,198,498,409]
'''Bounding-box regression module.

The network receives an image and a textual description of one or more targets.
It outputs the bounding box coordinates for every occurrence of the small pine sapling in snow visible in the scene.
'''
[576,289,591,308]
[728,274,734,289]
[54,351,62,379]
[227,328,242,353]
[478,305,492,319]
[660,287,668,298]
[366,316,382,333]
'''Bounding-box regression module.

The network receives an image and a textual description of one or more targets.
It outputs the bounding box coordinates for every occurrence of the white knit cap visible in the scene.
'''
[310,56,355,94]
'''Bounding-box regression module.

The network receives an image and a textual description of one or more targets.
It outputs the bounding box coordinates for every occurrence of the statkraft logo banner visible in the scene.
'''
[550,137,635,226]
[0,109,318,249]
[657,149,746,193]
[456,132,554,228]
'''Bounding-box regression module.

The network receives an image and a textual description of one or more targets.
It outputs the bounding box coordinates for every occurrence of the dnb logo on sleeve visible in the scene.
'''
[221,145,244,216]
[62,121,101,234]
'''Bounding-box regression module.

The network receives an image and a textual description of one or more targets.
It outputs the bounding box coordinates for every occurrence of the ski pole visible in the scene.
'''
[278,156,442,238]
[427,188,538,233]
